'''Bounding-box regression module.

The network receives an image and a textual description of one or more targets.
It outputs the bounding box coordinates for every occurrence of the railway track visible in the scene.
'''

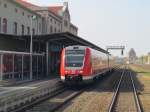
[10,67,121,112]
[12,71,116,112]
[24,69,122,112]
[9,80,89,112]
[108,67,142,112]
[25,86,87,112]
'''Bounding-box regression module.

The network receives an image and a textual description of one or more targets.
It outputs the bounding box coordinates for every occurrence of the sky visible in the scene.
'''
[26,0,150,57]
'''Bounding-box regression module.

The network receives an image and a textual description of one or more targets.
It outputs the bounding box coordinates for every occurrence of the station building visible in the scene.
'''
[15,0,78,35]
[0,0,78,36]
[0,0,104,84]
[139,53,150,64]
[0,0,43,35]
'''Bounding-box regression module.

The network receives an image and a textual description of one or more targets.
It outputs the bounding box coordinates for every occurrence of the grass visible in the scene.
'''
[130,65,150,77]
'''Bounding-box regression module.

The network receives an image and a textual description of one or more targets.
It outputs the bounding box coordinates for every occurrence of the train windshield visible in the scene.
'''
[65,50,85,67]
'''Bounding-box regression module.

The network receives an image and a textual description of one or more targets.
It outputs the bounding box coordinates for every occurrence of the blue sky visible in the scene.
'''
[28,0,150,56]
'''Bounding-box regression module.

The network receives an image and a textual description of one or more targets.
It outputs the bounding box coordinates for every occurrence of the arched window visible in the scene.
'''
[3,18,7,33]
[13,22,17,34]
[55,28,56,33]
[64,20,68,27]
[50,26,53,33]
[39,23,41,33]
[21,24,24,35]
[32,28,35,35]
[27,26,30,35]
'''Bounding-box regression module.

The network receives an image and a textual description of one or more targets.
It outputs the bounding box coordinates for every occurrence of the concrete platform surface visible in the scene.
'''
[0,78,61,97]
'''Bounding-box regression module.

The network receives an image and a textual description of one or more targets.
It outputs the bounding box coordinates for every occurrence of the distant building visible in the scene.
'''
[148,52,150,64]
[129,48,137,64]
[138,53,150,65]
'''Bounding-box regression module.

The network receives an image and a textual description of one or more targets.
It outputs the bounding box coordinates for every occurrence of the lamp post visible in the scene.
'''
[30,15,36,80]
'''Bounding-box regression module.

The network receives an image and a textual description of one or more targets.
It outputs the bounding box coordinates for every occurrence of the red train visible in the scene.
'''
[60,45,114,84]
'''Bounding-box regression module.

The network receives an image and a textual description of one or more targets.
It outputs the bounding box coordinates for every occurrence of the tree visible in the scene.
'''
[129,48,137,64]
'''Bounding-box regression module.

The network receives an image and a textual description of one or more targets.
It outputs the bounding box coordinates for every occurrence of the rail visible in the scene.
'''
[130,71,142,112]
[108,67,142,112]
[108,66,125,112]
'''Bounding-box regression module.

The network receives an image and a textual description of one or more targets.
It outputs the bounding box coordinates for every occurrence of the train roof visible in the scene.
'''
[65,45,87,50]
[65,45,109,54]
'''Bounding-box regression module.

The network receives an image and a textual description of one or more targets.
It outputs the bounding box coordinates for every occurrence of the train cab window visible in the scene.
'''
[66,50,85,54]
[65,50,85,67]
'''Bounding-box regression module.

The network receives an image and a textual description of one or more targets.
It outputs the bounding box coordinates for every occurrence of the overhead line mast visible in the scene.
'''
[106,46,125,55]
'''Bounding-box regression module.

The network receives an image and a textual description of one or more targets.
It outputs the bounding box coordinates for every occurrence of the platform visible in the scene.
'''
[0,77,61,98]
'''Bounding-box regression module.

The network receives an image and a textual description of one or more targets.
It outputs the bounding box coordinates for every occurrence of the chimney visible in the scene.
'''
[63,2,68,8]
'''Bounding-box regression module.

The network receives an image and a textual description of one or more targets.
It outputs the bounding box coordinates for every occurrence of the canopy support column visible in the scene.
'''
[0,55,3,81]
[46,42,49,76]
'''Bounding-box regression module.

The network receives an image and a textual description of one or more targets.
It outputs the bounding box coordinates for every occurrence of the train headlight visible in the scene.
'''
[79,70,83,74]
[65,70,68,74]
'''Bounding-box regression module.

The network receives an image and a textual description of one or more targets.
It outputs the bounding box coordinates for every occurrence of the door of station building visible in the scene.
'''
[50,51,61,76]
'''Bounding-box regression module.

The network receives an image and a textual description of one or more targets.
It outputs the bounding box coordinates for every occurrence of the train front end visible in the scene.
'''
[60,46,87,84]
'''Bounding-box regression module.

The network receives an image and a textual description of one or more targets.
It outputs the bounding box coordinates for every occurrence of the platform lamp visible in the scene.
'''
[30,15,37,81]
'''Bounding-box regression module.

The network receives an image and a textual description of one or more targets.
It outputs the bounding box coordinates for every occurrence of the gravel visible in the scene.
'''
[57,69,122,112]
[131,64,150,111]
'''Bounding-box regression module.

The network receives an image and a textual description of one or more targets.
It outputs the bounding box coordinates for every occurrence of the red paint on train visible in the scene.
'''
[60,46,114,84]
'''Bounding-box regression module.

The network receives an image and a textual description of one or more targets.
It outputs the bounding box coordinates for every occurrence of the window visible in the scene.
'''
[64,20,68,27]
[2,18,7,33]
[4,3,7,8]
[65,50,85,67]
[3,54,13,73]
[0,17,1,33]
[15,8,18,13]
[21,25,24,35]
[50,18,53,22]
[27,15,30,18]
[50,26,53,33]
[39,23,41,32]
[22,12,24,16]
[53,27,55,33]
[27,26,30,35]
[13,22,17,35]
[32,28,35,35]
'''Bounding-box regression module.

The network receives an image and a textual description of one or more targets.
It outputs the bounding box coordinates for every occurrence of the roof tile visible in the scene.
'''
[48,6,63,16]
[15,0,63,16]
[15,0,39,8]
